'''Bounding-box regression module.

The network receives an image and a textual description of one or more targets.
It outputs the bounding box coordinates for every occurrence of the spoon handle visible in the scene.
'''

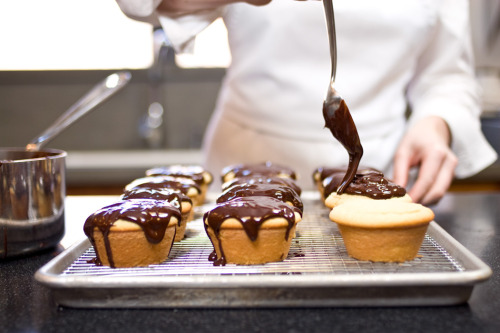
[26,71,132,151]
[323,0,337,82]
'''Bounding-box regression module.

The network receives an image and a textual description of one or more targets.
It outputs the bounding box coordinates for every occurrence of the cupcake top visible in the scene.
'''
[216,183,303,212]
[323,170,406,200]
[83,199,182,244]
[124,175,201,196]
[121,187,192,213]
[145,164,213,186]
[204,196,302,242]
[330,201,434,228]
[221,161,297,182]
[222,175,302,195]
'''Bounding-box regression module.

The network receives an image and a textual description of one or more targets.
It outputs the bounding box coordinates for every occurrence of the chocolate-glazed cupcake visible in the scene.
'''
[222,175,302,196]
[216,183,303,213]
[221,161,297,184]
[84,199,181,268]
[125,175,203,206]
[324,171,412,209]
[204,196,302,266]
[145,165,213,204]
[121,187,193,241]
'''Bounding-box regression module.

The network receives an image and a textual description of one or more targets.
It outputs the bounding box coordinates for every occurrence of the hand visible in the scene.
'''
[392,116,458,205]
[158,0,271,14]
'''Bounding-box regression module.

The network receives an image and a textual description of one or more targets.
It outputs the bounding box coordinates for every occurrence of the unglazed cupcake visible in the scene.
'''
[83,199,181,268]
[121,187,193,241]
[145,165,213,205]
[329,200,434,262]
[204,196,302,265]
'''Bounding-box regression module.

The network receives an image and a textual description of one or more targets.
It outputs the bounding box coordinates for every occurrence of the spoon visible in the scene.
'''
[322,0,363,194]
[25,71,132,151]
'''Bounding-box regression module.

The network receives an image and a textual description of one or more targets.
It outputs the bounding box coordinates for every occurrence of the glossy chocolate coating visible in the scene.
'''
[323,99,364,194]
[221,161,297,182]
[222,175,302,196]
[324,171,406,199]
[216,183,303,212]
[204,196,301,266]
[121,187,192,219]
[145,165,212,186]
[83,199,181,268]
[124,175,201,195]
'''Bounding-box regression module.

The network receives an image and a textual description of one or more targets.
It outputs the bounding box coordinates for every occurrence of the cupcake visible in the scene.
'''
[216,183,303,213]
[222,175,302,196]
[121,187,193,241]
[125,175,203,206]
[145,165,213,204]
[204,196,302,265]
[83,199,181,268]
[221,161,297,184]
[324,171,412,208]
[329,200,435,262]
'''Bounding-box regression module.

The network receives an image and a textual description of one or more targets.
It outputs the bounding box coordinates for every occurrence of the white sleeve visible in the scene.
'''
[115,0,225,53]
[406,0,497,178]
[157,9,225,54]
[115,0,163,25]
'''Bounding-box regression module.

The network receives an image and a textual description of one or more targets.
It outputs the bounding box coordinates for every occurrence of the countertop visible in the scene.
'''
[1,192,500,333]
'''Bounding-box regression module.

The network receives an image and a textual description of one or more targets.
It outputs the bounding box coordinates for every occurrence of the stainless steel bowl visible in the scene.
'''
[0,148,66,258]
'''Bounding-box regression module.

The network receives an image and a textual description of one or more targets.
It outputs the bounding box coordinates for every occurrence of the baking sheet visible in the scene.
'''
[35,193,492,308]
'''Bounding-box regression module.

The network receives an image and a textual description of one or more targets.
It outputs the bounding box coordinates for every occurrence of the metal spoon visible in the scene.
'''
[26,71,132,151]
[322,0,363,194]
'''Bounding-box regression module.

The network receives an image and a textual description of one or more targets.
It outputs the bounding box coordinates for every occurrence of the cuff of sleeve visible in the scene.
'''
[158,9,225,54]
[408,97,498,178]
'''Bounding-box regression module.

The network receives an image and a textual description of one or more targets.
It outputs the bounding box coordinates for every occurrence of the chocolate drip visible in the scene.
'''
[222,175,302,196]
[83,199,181,268]
[125,175,201,195]
[216,183,303,212]
[204,196,301,266]
[323,99,364,194]
[221,161,297,181]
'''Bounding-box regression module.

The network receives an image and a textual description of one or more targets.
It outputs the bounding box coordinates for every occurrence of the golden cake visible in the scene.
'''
[329,200,435,262]
[204,196,302,265]
[83,199,181,268]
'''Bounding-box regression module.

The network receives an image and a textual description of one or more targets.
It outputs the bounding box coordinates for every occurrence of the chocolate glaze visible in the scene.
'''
[125,175,201,195]
[324,170,406,199]
[121,187,192,225]
[83,199,181,268]
[323,96,364,194]
[203,196,302,266]
[222,175,302,196]
[216,183,303,212]
[145,165,212,186]
[221,161,297,182]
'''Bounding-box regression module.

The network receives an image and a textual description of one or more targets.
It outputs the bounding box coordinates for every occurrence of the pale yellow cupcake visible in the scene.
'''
[329,200,434,263]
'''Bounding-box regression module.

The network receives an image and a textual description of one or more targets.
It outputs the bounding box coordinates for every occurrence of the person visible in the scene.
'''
[115,0,497,204]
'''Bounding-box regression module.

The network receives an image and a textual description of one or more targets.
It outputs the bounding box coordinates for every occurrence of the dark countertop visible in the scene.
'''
[1,192,499,333]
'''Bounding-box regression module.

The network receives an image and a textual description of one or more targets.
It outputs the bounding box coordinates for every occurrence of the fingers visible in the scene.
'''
[392,145,412,188]
[407,146,457,205]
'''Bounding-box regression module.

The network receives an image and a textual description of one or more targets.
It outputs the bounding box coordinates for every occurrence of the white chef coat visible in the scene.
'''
[116,0,497,189]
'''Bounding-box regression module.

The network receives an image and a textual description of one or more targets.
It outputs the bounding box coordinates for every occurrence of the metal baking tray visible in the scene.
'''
[35,193,492,308]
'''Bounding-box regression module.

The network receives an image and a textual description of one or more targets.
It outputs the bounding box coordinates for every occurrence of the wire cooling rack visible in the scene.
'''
[36,194,491,308]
